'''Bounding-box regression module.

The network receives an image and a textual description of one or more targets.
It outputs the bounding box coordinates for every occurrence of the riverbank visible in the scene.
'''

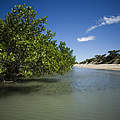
[74,64,120,71]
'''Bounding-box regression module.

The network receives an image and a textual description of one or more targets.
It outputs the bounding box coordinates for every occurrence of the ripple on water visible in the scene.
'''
[0,67,120,120]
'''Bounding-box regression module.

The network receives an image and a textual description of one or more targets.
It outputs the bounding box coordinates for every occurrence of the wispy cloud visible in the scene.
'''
[77,36,95,42]
[87,15,120,32]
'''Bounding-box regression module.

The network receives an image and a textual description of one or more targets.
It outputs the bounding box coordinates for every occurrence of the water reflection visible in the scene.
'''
[67,67,120,92]
[0,67,120,97]
[0,67,120,120]
[0,78,72,97]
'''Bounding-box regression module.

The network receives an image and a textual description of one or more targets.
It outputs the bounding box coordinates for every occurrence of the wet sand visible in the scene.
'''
[74,64,120,71]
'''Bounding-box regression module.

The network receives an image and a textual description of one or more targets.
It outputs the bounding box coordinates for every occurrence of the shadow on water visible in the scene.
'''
[0,84,40,97]
[0,77,73,98]
[18,77,61,83]
[0,67,120,120]
[1,67,120,98]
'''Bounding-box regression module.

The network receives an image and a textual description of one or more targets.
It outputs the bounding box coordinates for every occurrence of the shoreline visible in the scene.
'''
[73,64,120,71]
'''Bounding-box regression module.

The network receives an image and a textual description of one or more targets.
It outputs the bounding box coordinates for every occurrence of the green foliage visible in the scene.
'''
[0,4,75,81]
[80,50,120,64]
[106,50,120,63]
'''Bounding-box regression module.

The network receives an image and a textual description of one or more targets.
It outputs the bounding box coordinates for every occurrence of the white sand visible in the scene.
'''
[74,64,120,71]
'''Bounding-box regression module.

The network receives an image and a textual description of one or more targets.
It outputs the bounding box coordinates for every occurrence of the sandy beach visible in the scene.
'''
[74,64,120,71]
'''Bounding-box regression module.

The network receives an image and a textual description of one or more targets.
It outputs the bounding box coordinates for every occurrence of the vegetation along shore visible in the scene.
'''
[74,64,120,71]
[0,4,76,82]
[76,50,120,71]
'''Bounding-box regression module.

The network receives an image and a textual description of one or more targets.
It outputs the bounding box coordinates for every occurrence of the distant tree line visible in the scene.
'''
[80,50,120,64]
[0,4,76,82]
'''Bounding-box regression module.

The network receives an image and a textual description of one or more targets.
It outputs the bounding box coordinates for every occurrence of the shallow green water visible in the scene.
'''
[0,67,120,120]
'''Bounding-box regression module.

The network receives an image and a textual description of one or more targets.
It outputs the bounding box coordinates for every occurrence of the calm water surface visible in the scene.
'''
[0,67,120,120]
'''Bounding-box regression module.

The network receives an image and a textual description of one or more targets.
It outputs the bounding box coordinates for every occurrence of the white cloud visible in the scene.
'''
[87,15,120,32]
[77,36,95,42]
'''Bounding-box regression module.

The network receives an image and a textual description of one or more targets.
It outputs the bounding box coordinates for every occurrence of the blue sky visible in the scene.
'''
[0,0,120,62]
